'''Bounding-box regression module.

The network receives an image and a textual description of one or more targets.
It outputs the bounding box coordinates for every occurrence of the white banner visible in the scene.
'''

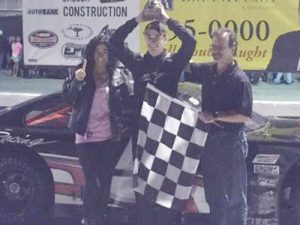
[22,0,141,66]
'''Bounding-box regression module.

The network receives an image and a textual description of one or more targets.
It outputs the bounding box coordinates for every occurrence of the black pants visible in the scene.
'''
[135,193,181,225]
[76,139,118,221]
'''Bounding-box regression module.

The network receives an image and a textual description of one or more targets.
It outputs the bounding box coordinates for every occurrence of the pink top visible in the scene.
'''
[12,42,23,57]
[75,86,112,144]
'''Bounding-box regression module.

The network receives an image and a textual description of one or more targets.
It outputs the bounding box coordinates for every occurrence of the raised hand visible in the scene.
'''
[75,59,87,81]
[156,1,170,23]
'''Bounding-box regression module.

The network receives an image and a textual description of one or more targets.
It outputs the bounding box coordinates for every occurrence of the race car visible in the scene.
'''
[0,83,300,225]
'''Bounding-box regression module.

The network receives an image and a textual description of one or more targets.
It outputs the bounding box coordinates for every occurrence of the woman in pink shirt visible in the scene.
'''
[11,36,23,77]
[62,34,135,225]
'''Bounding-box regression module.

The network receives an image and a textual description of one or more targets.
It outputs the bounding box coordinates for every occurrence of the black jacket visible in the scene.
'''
[110,18,196,106]
[267,31,300,72]
[62,68,136,141]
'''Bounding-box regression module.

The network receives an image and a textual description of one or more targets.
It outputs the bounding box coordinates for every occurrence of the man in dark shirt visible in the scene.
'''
[110,2,196,225]
[266,0,300,72]
[183,28,252,225]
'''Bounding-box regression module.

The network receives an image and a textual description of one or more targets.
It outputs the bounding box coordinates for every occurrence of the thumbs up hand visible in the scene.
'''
[75,59,87,81]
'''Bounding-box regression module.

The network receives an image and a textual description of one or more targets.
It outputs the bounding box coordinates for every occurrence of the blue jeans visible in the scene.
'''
[201,129,248,225]
[274,72,292,84]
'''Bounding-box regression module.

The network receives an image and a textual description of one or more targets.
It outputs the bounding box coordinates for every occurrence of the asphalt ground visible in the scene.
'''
[250,73,300,117]
[0,69,63,106]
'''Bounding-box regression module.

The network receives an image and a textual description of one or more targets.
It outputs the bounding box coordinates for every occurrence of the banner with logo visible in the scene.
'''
[23,0,299,71]
[22,0,141,66]
[140,0,299,71]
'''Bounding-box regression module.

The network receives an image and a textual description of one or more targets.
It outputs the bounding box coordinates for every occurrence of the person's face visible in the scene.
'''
[211,34,234,62]
[144,29,166,57]
[94,43,108,67]
[93,43,109,77]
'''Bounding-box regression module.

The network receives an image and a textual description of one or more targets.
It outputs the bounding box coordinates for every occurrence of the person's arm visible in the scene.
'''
[166,18,196,71]
[201,110,251,124]
[110,17,142,73]
[62,76,83,105]
[182,62,207,83]
[62,63,86,105]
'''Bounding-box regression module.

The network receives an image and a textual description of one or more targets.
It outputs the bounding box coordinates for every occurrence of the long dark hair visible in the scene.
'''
[83,33,118,86]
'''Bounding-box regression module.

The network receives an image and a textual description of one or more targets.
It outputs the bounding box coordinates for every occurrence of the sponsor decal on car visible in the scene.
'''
[252,154,280,164]
[0,131,45,147]
[254,176,279,188]
[62,24,93,40]
[254,165,280,176]
[28,30,58,48]
[247,217,279,225]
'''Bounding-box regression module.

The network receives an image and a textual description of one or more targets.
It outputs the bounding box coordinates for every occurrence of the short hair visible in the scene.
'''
[144,21,167,35]
[211,27,238,49]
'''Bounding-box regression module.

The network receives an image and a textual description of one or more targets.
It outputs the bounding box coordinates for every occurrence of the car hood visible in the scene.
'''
[248,117,300,144]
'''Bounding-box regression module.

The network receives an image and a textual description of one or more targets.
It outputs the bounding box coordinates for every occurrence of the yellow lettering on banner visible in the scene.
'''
[140,0,299,70]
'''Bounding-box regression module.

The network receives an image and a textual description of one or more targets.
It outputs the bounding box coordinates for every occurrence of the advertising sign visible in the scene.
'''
[140,0,299,71]
[23,0,299,71]
[22,0,141,66]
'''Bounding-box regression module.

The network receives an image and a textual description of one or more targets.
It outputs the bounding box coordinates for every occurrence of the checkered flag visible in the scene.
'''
[133,84,207,210]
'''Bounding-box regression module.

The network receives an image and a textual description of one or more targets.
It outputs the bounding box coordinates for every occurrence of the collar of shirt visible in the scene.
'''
[144,49,167,62]
[211,60,239,80]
